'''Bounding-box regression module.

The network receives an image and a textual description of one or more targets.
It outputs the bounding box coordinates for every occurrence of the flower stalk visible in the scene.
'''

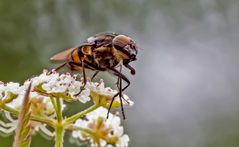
[56,98,63,123]
[2,104,55,128]
[55,124,65,147]
[64,104,100,126]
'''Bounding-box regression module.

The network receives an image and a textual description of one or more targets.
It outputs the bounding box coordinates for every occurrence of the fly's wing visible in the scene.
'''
[50,48,76,61]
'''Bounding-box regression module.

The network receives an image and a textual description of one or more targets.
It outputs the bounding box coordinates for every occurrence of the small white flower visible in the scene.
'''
[116,134,130,147]
[5,82,21,95]
[0,82,25,109]
[68,80,91,103]
[6,95,23,109]
[72,107,130,147]
[87,80,134,106]
[75,90,91,103]
[30,70,56,87]
[40,72,69,93]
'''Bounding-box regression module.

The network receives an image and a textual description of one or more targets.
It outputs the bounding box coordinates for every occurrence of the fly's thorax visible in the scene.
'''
[92,47,117,68]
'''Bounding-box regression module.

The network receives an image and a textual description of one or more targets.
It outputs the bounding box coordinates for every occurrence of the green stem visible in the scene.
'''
[2,105,55,127]
[50,97,57,111]
[50,97,62,123]
[65,125,94,136]
[64,104,99,126]
[56,98,63,122]
[2,105,19,115]
[55,124,64,147]
[31,116,55,128]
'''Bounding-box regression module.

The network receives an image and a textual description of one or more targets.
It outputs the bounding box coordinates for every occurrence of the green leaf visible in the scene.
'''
[13,83,33,147]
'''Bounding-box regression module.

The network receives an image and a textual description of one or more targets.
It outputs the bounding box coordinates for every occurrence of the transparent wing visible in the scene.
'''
[50,48,76,61]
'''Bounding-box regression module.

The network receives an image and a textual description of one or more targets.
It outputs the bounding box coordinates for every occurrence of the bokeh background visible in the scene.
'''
[1,0,239,147]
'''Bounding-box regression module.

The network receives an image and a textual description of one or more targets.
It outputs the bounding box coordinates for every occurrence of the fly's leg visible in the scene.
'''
[118,74,125,119]
[48,62,67,74]
[123,62,136,75]
[74,61,87,96]
[107,67,130,120]
[115,66,130,104]
[115,65,122,89]
[91,71,99,81]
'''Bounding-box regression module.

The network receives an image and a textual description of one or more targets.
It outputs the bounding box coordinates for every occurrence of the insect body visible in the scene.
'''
[51,32,138,119]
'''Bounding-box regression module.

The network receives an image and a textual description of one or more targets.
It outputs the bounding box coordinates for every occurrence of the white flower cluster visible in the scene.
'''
[72,107,129,147]
[0,81,59,136]
[29,70,90,103]
[0,82,21,99]
[0,70,133,145]
[1,70,133,112]
[28,70,134,106]
[1,82,64,114]
[87,80,134,106]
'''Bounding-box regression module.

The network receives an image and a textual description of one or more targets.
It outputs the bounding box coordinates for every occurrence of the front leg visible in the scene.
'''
[123,62,136,75]
[107,67,130,120]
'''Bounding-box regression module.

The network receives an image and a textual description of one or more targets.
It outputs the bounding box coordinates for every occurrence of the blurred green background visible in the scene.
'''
[1,0,239,147]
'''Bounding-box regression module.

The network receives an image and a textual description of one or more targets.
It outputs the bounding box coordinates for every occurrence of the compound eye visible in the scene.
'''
[113,35,130,48]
